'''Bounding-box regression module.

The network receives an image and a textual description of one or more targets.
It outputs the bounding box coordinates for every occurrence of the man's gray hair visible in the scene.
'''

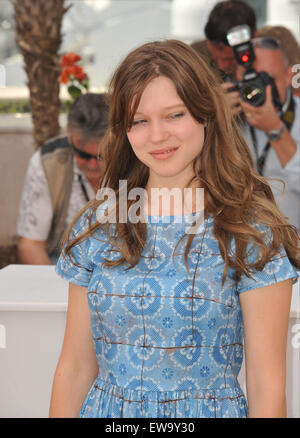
[253,37,290,67]
[67,93,109,142]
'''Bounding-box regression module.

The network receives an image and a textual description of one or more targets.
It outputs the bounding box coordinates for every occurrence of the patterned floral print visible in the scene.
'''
[56,209,298,418]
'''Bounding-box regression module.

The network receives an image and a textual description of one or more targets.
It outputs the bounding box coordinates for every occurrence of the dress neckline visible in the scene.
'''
[144,211,212,227]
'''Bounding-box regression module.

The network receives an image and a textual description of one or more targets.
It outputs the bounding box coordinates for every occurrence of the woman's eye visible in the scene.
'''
[132,119,146,126]
[170,112,184,119]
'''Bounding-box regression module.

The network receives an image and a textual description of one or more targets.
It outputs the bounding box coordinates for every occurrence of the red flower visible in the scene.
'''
[76,71,87,82]
[68,65,87,81]
[61,52,81,67]
[59,68,70,84]
[59,52,89,101]
[59,65,87,84]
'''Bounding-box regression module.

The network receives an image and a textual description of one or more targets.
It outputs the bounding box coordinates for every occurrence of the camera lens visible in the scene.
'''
[241,84,264,106]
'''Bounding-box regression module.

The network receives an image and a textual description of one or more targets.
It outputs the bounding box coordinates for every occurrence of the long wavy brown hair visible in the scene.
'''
[63,39,300,284]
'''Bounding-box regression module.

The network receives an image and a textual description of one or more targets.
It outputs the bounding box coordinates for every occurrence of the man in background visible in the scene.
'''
[191,2,299,230]
[17,93,109,264]
[256,25,300,99]
[238,39,300,232]
[191,0,257,114]
[191,1,256,78]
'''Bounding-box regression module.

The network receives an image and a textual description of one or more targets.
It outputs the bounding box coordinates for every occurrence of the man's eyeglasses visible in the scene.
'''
[70,141,103,161]
[251,37,289,65]
[252,37,280,50]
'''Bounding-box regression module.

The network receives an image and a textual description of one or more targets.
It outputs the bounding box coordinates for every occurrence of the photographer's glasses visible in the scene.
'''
[251,37,280,50]
[70,141,102,161]
[252,37,288,65]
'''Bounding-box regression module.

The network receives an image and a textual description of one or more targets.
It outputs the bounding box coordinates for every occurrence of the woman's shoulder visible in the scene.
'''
[68,203,111,256]
[70,204,103,235]
[228,220,274,254]
[70,205,93,235]
[58,204,111,276]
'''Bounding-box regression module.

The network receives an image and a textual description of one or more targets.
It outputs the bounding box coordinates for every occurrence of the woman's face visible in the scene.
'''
[126,76,205,190]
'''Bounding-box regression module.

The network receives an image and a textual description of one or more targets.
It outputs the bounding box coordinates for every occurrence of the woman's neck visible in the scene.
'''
[145,180,204,217]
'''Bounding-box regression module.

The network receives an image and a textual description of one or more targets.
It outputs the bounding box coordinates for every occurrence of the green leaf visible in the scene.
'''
[68,85,82,100]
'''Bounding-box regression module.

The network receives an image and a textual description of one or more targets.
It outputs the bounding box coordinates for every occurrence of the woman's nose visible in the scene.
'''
[149,120,169,143]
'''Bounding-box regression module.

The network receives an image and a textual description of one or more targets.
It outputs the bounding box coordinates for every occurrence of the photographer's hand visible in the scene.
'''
[241,85,282,132]
[242,85,297,168]
[222,82,243,115]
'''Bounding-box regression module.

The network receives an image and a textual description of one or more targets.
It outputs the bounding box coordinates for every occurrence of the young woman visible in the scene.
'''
[49,40,300,418]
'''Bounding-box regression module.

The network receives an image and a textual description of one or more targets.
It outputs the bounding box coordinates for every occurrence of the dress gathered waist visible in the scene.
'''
[93,375,244,401]
[79,375,248,418]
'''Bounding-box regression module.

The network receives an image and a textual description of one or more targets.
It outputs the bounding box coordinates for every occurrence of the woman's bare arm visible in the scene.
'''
[49,283,98,418]
[239,278,293,418]
[18,237,51,265]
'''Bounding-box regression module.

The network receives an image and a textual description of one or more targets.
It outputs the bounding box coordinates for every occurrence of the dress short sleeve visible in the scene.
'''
[55,209,94,287]
[237,244,299,294]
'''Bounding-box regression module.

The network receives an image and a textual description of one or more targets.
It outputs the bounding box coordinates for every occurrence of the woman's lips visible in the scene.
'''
[150,147,179,160]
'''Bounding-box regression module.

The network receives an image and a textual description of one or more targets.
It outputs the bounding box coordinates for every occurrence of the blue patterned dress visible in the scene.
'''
[56,209,298,418]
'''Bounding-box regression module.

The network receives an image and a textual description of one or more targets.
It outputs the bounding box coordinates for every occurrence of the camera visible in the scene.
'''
[226,25,282,109]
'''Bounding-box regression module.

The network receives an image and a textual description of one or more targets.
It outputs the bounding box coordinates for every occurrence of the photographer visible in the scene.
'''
[191,1,257,115]
[204,0,256,80]
[236,38,300,232]
[257,25,300,99]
